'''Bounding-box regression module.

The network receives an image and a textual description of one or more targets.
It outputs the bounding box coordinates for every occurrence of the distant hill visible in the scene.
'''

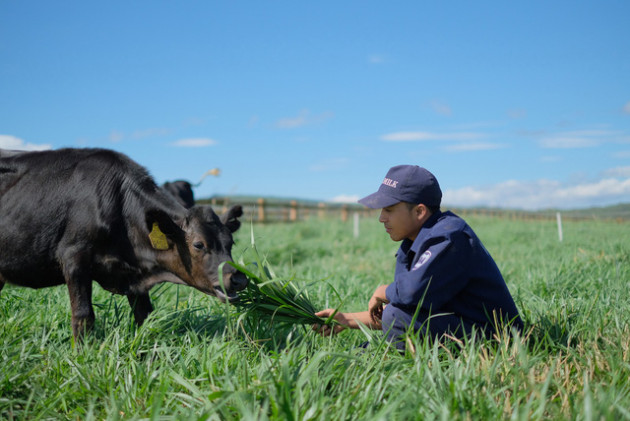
[551,203,630,220]
[446,203,630,221]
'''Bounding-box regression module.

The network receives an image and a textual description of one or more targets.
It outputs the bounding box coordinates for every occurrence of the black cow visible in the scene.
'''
[162,180,195,208]
[0,147,248,341]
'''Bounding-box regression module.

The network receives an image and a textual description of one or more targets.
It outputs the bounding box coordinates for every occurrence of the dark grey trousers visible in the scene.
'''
[381,304,479,350]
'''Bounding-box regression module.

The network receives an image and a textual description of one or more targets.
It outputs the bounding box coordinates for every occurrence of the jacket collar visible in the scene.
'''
[398,210,443,256]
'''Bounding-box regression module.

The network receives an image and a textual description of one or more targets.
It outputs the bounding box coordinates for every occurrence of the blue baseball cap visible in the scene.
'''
[358,165,442,209]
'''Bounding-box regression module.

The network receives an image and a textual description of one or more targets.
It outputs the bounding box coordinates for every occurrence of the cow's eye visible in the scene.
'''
[193,241,205,250]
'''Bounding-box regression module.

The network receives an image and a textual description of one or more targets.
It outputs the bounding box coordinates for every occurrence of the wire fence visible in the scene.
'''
[199,196,372,223]
[197,196,630,223]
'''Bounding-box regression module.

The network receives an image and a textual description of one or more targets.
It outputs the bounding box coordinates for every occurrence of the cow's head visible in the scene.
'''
[145,204,248,301]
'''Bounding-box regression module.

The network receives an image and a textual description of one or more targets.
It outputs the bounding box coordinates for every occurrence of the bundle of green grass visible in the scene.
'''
[226,232,339,327]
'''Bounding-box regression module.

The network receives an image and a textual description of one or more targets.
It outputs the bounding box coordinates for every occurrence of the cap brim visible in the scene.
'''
[358,191,400,209]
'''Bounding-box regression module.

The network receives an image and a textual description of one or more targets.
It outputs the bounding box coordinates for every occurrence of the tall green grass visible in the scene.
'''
[1,215,629,419]
[226,225,341,329]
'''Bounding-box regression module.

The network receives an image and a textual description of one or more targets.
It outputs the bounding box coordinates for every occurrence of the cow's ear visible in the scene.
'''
[221,205,243,233]
[145,210,184,250]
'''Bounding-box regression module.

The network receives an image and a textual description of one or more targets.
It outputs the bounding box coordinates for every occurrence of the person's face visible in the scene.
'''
[378,202,427,242]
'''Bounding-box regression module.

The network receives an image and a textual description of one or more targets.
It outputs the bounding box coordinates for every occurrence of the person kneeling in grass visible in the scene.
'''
[314,165,523,350]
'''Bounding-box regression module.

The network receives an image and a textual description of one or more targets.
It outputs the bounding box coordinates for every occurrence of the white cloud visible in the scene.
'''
[381,131,485,142]
[507,108,527,119]
[108,128,171,143]
[0,135,51,151]
[109,130,124,143]
[171,138,218,147]
[556,178,630,203]
[444,142,506,152]
[330,194,360,203]
[368,54,385,64]
[601,166,630,178]
[539,136,599,149]
[443,176,630,210]
[277,112,308,129]
[567,130,620,137]
[248,115,260,127]
[131,128,170,140]
[276,110,334,129]
[623,101,630,114]
[430,101,452,116]
[539,155,562,163]
[183,116,210,127]
[539,130,621,149]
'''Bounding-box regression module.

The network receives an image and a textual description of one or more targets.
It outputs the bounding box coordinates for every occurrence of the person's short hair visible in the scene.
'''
[405,202,440,214]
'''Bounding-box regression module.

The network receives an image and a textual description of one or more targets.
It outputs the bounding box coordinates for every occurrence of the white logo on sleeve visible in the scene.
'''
[412,250,432,271]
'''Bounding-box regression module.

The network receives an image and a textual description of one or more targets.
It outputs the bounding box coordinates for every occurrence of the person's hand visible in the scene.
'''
[368,297,387,324]
[312,309,348,336]
[368,285,389,325]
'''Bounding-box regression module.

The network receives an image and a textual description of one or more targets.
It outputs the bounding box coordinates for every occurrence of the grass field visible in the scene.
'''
[1,214,629,420]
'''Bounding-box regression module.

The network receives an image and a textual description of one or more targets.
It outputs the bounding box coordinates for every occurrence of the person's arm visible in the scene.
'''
[313,285,389,336]
[313,309,379,336]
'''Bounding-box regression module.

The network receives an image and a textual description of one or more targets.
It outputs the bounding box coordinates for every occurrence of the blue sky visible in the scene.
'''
[2,1,629,210]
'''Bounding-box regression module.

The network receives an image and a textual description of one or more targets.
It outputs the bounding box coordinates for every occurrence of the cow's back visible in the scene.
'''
[0,148,148,228]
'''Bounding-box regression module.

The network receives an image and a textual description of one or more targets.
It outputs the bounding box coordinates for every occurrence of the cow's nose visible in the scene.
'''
[229,271,249,291]
[220,269,248,292]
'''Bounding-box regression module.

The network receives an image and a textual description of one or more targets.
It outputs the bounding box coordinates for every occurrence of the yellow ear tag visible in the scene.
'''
[149,222,169,250]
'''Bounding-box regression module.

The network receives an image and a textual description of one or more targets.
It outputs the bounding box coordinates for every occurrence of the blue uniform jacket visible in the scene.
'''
[385,210,523,332]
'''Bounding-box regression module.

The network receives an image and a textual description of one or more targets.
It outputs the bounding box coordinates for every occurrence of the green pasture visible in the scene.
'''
[1,214,629,420]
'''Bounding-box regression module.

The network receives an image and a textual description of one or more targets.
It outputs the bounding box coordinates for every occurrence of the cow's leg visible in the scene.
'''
[127,292,153,325]
[60,248,95,343]
[66,277,95,342]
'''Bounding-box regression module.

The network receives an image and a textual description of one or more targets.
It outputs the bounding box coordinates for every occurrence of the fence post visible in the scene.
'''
[222,197,229,214]
[257,198,265,222]
[341,204,348,222]
[556,212,563,242]
[290,200,298,222]
[318,202,326,219]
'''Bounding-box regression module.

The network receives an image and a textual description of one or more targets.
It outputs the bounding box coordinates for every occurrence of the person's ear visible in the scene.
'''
[415,204,430,220]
